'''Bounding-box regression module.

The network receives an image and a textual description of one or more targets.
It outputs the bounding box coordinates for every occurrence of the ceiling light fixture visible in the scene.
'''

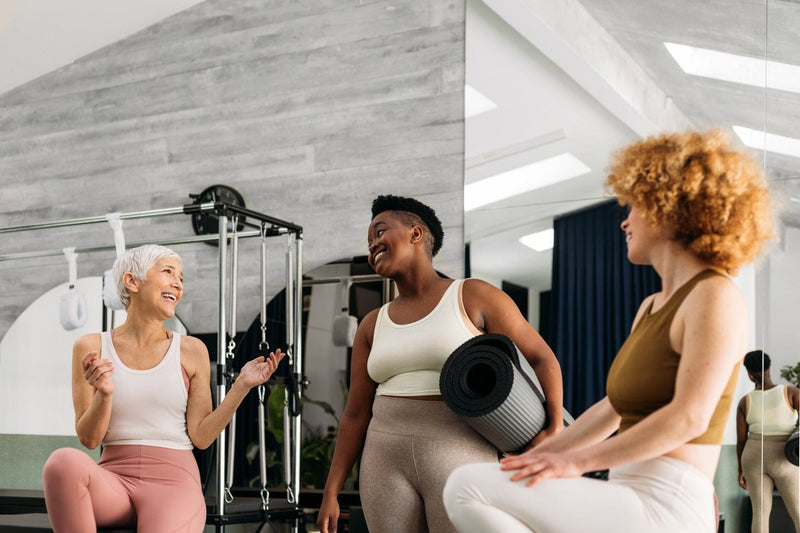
[519,229,554,252]
[464,153,591,211]
[664,42,800,94]
[733,126,800,159]
[465,84,497,118]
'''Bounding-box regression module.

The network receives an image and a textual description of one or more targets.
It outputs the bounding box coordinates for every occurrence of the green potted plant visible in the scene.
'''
[780,362,800,388]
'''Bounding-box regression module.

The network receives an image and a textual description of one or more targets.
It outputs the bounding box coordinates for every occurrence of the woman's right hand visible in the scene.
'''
[738,471,748,491]
[316,494,340,533]
[81,351,114,396]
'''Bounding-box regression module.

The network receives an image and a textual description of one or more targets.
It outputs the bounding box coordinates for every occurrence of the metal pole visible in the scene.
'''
[0,204,215,234]
[0,231,260,262]
[292,235,303,505]
[216,214,228,523]
[283,233,296,504]
[302,274,383,286]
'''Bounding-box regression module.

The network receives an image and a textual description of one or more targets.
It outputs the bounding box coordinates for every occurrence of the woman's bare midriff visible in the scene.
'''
[383,394,443,401]
[665,443,721,481]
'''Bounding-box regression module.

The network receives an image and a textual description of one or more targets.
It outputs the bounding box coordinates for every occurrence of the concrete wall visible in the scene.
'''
[0,0,465,490]
[0,0,466,340]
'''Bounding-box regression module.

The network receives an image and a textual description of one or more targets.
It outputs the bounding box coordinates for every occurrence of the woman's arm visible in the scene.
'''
[463,279,564,441]
[317,310,379,533]
[72,334,114,450]
[736,395,749,489]
[184,336,284,450]
[511,397,620,456]
[504,275,747,485]
[789,385,800,411]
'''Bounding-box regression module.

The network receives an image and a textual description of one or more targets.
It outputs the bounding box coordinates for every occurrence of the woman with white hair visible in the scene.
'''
[42,244,284,532]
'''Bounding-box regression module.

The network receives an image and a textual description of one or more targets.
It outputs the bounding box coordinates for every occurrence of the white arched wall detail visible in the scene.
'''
[0,277,103,435]
[0,275,189,436]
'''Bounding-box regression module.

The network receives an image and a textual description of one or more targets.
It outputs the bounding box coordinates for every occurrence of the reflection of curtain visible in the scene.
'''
[550,200,660,416]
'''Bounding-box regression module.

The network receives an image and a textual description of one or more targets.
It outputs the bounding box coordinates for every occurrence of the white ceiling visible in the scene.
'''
[466,0,800,291]
[0,0,205,96]
[2,0,798,292]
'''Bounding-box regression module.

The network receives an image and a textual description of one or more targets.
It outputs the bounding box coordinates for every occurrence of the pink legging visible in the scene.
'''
[42,445,206,533]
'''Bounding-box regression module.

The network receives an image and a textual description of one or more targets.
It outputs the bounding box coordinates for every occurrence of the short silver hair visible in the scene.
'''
[112,244,181,308]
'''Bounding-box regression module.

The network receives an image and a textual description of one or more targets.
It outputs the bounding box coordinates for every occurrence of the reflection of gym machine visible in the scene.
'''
[0,201,305,531]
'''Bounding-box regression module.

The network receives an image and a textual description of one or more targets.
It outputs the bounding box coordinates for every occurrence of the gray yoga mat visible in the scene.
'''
[440,334,573,453]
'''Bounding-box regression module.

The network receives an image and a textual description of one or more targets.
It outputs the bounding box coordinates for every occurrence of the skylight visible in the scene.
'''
[733,126,800,159]
[464,153,590,211]
[465,84,497,118]
[519,229,554,252]
[664,42,800,94]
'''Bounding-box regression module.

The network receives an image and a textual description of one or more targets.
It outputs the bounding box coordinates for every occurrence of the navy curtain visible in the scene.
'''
[550,200,660,416]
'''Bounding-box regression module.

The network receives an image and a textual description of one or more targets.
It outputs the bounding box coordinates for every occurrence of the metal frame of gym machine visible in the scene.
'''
[0,201,305,531]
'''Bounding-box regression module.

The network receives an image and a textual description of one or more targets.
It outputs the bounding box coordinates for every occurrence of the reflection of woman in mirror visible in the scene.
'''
[317,195,563,533]
[736,350,800,533]
[443,130,773,532]
[42,245,284,532]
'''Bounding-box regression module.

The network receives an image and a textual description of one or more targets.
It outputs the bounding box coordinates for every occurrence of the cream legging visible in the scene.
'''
[359,396,498,533]
[443,456,716,533]
[42,445,206,533]
[742,433,800,533]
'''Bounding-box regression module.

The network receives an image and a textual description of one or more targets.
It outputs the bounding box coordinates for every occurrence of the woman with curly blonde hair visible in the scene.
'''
[443,130,773,533]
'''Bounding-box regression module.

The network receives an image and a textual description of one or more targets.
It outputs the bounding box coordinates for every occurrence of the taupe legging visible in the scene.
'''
[359,396,498,533]
[742,433,800,533]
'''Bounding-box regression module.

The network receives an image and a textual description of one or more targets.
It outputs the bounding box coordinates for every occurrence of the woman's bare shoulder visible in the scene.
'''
[73,333,102,354]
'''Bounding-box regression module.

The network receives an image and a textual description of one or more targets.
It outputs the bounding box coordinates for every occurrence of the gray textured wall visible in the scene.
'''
[0,0,466,337]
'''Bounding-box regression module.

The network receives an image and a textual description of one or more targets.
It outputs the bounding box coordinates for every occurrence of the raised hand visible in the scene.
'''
[81,351,114,396]
[238,349,286,389]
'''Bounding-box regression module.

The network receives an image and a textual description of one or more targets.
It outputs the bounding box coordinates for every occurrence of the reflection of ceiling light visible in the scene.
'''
[465,84,497,118]
[733,126,800,159]
[664,42,800,94]
[465,153,590,211]
[519,229,554,252]
[791,197,800,204]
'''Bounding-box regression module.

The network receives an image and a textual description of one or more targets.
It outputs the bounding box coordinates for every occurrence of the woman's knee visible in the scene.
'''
[43,447,92,484]
[443,462,491,513]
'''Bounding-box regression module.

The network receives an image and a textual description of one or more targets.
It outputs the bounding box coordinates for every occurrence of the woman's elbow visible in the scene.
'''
[193,438,212,450]
[78,435,101,450]
[189,430,214,450]
[674,408,711,440]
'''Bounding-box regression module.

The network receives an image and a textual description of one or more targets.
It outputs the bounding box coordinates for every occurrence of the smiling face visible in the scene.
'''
[126,256,183,318]
[620,205,668,265]
[367,211,422,277]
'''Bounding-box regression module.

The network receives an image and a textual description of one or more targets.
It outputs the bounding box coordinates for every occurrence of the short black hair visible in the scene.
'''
[743,350,770,374]
[371,195,444,257]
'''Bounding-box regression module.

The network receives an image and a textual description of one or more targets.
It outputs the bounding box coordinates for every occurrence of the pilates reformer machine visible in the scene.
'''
[0,201,305,531]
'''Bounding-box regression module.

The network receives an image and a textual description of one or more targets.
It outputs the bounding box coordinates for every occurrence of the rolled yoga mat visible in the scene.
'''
[786,428,799,466]
[439,333,573,453]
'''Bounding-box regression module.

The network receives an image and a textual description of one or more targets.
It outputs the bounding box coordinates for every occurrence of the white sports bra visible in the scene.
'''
[746,385,798,436]
[101,331,193,450]
[367,279,482,396]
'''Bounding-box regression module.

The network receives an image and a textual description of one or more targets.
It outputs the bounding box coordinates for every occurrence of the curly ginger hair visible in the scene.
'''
[605,130,773,275]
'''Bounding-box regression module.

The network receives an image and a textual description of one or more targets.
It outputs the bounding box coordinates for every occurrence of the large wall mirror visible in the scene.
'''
[465,1,798,531]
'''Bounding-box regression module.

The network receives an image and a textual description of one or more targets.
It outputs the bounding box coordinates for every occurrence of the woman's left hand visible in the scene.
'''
[499,450,583,487]
[238,349,285,389]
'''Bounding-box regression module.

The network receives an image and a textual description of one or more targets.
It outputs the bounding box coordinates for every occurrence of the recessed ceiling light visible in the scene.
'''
[465,84,497,118]
[465,153,591,211]
[664,42,800,94]
[733,126,800,159]
[519,229,554,252]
